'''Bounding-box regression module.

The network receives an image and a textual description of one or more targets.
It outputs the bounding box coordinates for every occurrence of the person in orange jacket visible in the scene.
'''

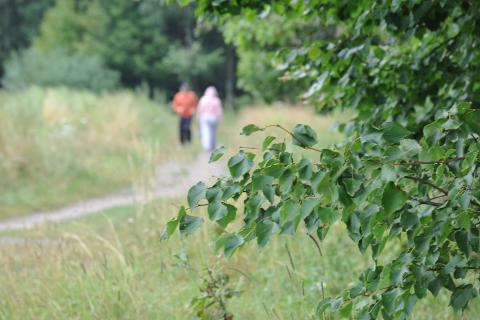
[172,83,198,145]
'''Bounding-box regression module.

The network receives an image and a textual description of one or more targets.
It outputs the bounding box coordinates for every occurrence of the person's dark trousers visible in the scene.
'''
[179,117,192,144]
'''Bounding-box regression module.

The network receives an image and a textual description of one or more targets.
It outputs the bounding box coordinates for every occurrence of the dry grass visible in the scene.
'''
[0,87,194,218]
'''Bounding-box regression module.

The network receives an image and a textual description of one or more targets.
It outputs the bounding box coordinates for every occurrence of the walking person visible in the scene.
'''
[198,86,223,151]
[172,83,198,145]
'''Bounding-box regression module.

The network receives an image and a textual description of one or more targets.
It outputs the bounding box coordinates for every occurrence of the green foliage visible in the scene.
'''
[162,42,224,87]
[33,0,228,93]
[219,13,333,103]
[0,0,54,75]
[2,49,119,91]
[163,0,480,318]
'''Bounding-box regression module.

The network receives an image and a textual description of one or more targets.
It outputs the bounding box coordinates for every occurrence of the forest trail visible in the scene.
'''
[0,152,224,232]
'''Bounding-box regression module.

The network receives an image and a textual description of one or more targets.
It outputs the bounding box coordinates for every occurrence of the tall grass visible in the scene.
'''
[0,87,183,218]
[1,201,476,319]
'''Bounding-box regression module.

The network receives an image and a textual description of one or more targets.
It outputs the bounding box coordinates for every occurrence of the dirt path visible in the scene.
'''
[0,152,224,232]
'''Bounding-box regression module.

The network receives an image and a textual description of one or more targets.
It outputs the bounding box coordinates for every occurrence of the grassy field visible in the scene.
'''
[1,99,478,319]
[0,87,197,218]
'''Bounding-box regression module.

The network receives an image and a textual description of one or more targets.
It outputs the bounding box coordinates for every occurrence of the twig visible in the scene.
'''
[430,194,447,201]
[404,176,448,195]
[392,157,465,166]
[412,197,442,207]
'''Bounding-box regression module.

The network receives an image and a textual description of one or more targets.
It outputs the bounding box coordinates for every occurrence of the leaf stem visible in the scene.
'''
[186,203,209,211]
[265,124,323,153]
[307,233,323,256]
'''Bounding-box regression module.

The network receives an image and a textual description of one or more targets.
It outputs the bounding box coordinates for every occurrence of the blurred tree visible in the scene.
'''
[34,0,229,98]
[0,0,54,80]
[220,14,335,103]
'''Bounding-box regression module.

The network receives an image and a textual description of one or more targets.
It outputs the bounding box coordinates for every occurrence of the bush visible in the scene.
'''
[2,49,119,92]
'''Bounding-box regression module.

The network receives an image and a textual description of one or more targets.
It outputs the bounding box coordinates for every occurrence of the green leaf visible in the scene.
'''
[414,234,432,255]
[423,119,446,145]
[264,162,285,178]
[301,198,320,219]
[340,301,353,318]
[311,171,330,193]
[381,288,401,315]
[292,124,318,147]
[209,146,226,163]
[208,201,228,221]
[458,211,471,230]
[179,214,203,235]
[222,182,241,200]
[399,139,421,157]
[316,297,343,316]
[317,207,340,226]
[228,151,253,178]
[177,205,186,220]
[252,174,274,193]
[241,124,263,136]
[224,234,244,257]
[455,230,472,256]
[279,169,295,194]
[349,283,364,298]
[308,46,321,60]
[428,277,443,296]
[382,182,407,216]
[383,122,412,143]
[188,182,207,209]
[450,285,478,310]
[256,220,278,247]
[412,266,432,299]
[217,204,236,228]
[305,211,320,232]
[381,164,397,182]
[316,298,333,315]
[296,158,313,181]
[461,110,480,135]
[400,211,419,230]
[262,136,276,151]
[280,200,301,224]
[206,187,222,203]
[263,184,275,204]
[245,194,263,222]
[343,177,362,196]
[160,218,178,241]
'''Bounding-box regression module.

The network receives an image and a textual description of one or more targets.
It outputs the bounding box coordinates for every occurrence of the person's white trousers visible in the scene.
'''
[199,115,219,151]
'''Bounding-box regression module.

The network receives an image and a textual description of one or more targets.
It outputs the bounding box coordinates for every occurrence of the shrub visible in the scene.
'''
[2,49,119,92]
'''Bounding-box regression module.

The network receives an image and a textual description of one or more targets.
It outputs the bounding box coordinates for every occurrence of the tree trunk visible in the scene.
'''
[225,44,236,111]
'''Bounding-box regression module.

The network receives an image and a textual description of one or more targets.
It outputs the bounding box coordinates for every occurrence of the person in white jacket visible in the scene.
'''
[198,86,223,151]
